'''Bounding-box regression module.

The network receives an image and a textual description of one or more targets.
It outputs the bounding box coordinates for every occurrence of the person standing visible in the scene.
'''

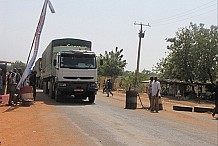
[106,79,113,97]
[17,68,23,77]
[212,81,218,118]
[13,68,21,85]
[147,77,153,109]
[29,71,37,101]
[0,69,3,95]
[151,77,161,113]
[102,80,106,93]
[1,68,6,94]
[14,68,22,102]
[7,71,17,105]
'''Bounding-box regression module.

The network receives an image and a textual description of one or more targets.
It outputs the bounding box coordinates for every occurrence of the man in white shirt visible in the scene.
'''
[151,77,161,113]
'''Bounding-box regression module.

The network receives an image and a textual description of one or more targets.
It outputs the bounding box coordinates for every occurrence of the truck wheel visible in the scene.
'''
[49,81,55,99]
[43,81,49,94]
[88,93,95,103]
[55,90,61,102]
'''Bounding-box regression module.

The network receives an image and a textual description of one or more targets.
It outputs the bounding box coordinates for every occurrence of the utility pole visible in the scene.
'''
[134,21,150,88]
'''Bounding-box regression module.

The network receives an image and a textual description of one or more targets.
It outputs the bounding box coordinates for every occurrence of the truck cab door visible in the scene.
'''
[54,54,61,81]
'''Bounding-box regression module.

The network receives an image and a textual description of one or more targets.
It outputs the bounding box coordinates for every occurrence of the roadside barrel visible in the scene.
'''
[21,86,34,106]
[125,90,138,109]
[0,94,9,104]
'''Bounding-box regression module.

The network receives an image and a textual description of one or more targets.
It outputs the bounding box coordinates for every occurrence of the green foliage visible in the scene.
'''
[119,71,135,90]
[118,70,156,92]
[97,47,127,79]
[7,60,26,73]
[155,23,218,83]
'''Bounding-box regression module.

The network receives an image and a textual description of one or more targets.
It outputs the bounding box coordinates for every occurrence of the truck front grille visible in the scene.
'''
[63,77,94,80]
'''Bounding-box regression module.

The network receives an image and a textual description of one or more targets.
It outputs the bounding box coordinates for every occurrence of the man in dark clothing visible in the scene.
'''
[13,68,22,104]
[0,69,3,95]
[102,80,107,93]
[106,79,113,97]
[212,81,218,118]
[29,71,37,101]
[7,71,17,105]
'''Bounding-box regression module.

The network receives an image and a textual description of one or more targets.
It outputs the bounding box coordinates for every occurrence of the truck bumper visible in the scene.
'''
[55,82,98,98]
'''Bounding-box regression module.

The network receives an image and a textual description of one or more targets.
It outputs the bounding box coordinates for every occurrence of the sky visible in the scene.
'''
[0,0,217,71]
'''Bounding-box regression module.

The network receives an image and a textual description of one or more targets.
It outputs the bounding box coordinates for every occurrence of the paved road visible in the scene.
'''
[50,92,218,146]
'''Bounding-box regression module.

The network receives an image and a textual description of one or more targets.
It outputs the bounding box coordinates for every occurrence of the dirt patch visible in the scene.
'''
[0,91,96,146]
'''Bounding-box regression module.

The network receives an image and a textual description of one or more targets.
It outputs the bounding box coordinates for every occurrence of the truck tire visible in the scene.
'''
[88,93,95,103]
[49,83,53,98]
[55,89,61,102]
[50,82,55,99]
[43,81,49,94]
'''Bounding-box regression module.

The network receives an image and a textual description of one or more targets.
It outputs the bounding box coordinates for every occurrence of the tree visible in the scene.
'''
[192,24,218,83]
[155,23,218,83]
[8,60,26,73]
[98,47,127,80]
[119,71,135,90]
[118,69,156,92]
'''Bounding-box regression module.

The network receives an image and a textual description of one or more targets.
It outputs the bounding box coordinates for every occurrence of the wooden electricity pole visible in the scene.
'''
[134,22,150,88]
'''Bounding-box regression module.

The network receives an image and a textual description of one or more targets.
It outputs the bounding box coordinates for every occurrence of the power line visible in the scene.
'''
[152,4,216,25]
[151,0,216,24]
[150,0,217,26]
[152,8,216,27]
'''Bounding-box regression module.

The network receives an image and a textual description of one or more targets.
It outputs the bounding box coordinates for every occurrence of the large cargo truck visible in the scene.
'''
[41,38,98,103]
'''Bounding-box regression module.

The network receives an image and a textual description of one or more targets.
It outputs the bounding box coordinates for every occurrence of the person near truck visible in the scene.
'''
[7,71,17,105]
[29,71,37,101]
[212,81,218,118]
[0,69,3,95]
[151,77,161,113]
[14,68,22,102]
[106,79,113,97]
[102,80,107,93]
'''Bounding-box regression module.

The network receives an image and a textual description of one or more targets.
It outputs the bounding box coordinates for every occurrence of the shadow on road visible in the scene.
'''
[2,106,19,113]
[35,89,95,106]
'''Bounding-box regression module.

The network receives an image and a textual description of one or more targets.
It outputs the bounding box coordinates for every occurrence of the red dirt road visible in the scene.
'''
[0,90,98,146]
[0,90,216,146]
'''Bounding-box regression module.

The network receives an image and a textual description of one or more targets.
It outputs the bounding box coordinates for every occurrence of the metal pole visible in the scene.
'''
[26,36,36,65]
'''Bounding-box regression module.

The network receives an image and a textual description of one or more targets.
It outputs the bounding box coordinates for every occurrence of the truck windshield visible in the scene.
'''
[60,53,96,69]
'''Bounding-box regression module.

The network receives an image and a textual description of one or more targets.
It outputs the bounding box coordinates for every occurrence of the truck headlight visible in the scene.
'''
[58,83,67,87]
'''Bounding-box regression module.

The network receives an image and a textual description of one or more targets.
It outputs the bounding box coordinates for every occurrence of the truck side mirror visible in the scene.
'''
[53,59,57,66]
[100,59,103,65]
